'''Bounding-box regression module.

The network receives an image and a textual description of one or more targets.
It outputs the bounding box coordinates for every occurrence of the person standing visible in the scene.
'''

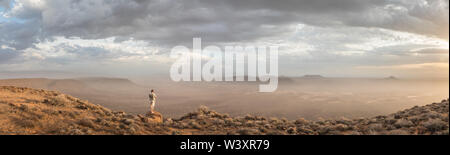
[149,89,157,114]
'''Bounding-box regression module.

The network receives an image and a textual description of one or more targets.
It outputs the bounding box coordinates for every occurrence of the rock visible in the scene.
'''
[368,123,384,132]
[75,104,89,110]
[122,119,134,125]
[128,127,137,134]
[172,130,182,135]
[264,124,272,129]
[145,111,163,123]
[165,118,173,123]
[114,111,126,116]
[95,118,103,123]
[119,124,127,129]
[394,119,413,128]
[77,119,95,128]
[111,116,120,121]
[294,118,309,125]
[287,127,297,134]
[19,104,29,111]
[141,117,152,123]
[189,121,202,129]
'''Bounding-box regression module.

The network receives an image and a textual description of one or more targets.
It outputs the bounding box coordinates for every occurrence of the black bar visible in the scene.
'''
[0,135,447,153]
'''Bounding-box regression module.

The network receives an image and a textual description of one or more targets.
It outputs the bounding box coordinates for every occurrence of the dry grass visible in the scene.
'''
[0,86,167,135]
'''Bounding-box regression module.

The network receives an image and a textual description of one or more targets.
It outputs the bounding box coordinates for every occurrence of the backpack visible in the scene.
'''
[149,93,154,100]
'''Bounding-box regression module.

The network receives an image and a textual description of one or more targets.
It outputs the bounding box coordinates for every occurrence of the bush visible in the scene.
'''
[394,119,413,128]
[238,128,260,135]
[334,124,349,131]
[198,105,209,114]
[388,129,410,135]
[189,121,202,129]
[294,118,309,125]
[424,111,441,119]
[13,118,35,128]
[44,95,70,106]
[368,123,384,132]
[436,130,449,135]
[286,127,297,134]
[423,119,447,132]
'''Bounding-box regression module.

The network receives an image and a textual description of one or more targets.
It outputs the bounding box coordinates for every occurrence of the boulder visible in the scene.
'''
[144,111,163,123]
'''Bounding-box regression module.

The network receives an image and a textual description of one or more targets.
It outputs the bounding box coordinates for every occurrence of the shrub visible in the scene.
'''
[286,127,297,134]
[44,95,70,106]
[244,120,256,127]
[13,118,35,128]
[198,105,209,114]
[388,129,410,135]
[294,118,309,125]
[424,111,441,119]
[19,104,30,111]
[365,130,381,135]
[244,114,256,120]
[436,130,449,135]
[334,124,349,131]
[347,131,361,135]
[237,128,259,135]
[368,123,384,132]
[422,119,447,132]
[394,119,413,128]
[189,121,202,129]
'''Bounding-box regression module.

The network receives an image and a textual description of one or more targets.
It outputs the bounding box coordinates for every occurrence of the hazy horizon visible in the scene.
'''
[1,0,449,79]
[1,76,448,121]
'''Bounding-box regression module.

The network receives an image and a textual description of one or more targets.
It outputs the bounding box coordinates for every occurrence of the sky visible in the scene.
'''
[0,0,449,78]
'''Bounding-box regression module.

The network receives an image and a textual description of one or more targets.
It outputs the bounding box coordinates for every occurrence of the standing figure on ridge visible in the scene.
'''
[149,89,157,114]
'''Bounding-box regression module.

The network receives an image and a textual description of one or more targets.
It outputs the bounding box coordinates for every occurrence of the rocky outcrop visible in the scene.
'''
[166,100,448,135]
[0,86,169,135]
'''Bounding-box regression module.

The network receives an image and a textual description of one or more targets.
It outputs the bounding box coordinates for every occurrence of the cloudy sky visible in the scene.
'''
[0,0,448,78]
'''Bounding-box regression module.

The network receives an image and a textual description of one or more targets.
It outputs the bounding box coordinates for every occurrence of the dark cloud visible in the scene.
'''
[3,0,446,48]
[0,0,448,76]
[414,48,449,55]
[0,0,11,10]
[0,48,21,64]
[0,20,42,50]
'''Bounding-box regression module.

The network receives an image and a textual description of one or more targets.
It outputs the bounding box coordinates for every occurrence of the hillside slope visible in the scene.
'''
[0,86,448,135]
[0,86,167,135]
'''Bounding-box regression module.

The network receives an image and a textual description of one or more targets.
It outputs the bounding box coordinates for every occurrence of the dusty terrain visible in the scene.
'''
[0,86,448,135]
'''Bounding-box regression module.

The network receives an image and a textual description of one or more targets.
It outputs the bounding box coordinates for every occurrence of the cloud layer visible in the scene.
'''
[0,0,448,77]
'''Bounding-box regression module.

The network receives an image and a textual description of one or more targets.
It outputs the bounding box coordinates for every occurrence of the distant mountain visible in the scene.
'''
[384,76,399,80]
[75,77,142,90]
[0,78,90,92]
[301,75,325,79]
[0,77,142,92]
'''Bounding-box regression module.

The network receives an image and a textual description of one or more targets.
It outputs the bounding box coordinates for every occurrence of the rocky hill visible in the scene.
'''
[0,86,448,135]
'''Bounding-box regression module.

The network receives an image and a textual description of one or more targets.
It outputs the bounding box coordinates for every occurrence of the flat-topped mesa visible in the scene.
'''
[301,75,324,79]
